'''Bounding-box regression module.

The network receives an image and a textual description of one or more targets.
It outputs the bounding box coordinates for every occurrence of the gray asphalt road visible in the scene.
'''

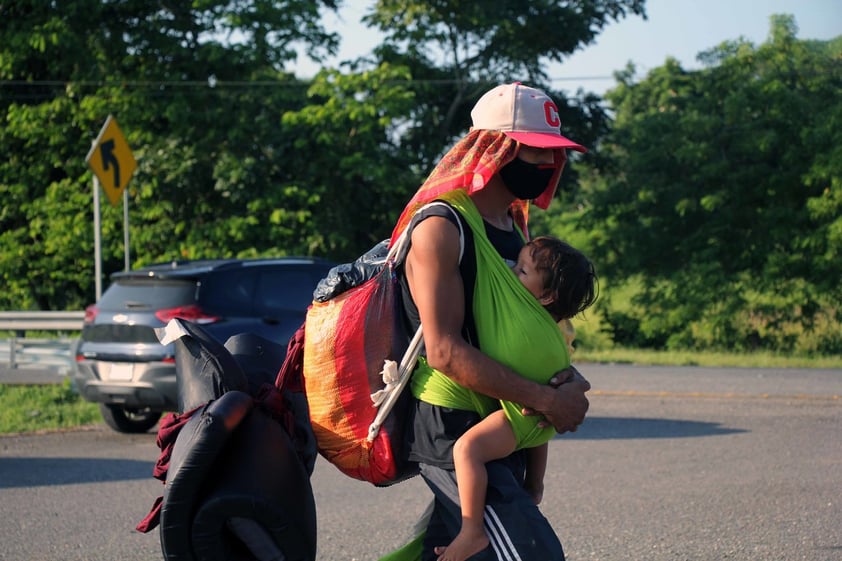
[1,365,840,561]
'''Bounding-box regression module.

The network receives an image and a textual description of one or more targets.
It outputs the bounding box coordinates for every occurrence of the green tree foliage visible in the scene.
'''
[2,5,838,358]
[0,0,339,309]
[272,65,419,255]
[0,0,645,312]
[360,0,645,171]
[581,15,842,354]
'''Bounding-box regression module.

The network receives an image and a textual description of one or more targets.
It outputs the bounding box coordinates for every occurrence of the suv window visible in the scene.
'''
[98,279,197,310]
[198,269,258,317]
[198,266,322,318]
[256,268,322,316]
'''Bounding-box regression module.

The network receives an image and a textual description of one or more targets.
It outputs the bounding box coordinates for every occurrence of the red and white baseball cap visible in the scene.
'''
[471,82,587,152]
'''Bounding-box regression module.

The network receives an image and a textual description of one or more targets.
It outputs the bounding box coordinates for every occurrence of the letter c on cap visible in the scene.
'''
[544,101,560,127]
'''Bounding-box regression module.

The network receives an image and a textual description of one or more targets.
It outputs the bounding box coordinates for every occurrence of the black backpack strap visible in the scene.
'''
[452,208,479,348]
[398,200,479,349]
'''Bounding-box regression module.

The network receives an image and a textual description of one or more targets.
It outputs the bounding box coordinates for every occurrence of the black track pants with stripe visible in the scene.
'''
[418,460,565,561]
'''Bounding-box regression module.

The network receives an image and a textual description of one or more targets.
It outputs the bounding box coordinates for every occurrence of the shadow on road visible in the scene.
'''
[559,416,747,440]
[0,457,153,488]
[0,418,745,487]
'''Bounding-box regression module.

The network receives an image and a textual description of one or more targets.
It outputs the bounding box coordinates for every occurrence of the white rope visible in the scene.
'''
[367,324,424,442]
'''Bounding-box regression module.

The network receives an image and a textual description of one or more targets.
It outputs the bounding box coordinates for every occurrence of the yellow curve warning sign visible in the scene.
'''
[86,116,137,206]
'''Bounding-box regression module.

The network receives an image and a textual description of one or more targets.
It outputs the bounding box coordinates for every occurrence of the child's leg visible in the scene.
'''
[435,410,517,561]
[524,442,548,505]
[455,410,517,528]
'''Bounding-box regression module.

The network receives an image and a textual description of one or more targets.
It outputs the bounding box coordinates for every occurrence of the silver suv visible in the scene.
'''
[72,257,334,433]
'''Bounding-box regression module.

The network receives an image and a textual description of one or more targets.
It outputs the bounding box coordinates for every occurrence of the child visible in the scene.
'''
[435,236,598,561]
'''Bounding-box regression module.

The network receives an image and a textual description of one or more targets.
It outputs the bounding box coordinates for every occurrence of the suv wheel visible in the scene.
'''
[99,404,161,433]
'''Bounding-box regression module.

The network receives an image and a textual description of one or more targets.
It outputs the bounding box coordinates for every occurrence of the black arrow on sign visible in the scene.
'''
[99,139,120,189]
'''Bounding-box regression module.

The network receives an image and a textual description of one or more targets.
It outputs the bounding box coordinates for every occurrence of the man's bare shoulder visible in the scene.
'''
[409,215,462,265]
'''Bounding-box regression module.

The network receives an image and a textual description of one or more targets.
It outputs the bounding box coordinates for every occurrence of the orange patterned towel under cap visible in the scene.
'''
[390,129,567,245]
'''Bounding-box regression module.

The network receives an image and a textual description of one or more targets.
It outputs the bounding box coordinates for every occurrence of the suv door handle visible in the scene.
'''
[262,317,280,325]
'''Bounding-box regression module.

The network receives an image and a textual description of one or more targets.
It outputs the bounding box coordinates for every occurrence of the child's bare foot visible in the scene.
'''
[434,527,489,561]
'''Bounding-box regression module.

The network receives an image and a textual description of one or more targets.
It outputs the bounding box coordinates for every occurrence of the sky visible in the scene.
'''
[299,0,841,95]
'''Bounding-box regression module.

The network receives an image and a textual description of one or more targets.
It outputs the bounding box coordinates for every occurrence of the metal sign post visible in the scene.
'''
[93,174,103,301]
[123,188,130,271]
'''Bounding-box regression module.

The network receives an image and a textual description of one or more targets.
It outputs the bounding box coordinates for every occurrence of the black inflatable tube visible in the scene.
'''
[160,391,254,561]
[190,408,317,561]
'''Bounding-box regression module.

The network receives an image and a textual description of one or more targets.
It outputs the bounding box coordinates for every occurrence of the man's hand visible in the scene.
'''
[523,365,590,433]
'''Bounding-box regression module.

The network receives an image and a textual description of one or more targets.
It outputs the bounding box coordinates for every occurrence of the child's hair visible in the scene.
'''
[527,236,598,321]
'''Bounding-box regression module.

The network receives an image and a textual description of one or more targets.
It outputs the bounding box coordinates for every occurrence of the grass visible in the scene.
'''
[575,347,842,369]
[0,379,101,435]
[1,349,839,435]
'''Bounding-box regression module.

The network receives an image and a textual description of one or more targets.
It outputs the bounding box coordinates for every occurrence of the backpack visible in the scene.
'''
[300,202,463,486]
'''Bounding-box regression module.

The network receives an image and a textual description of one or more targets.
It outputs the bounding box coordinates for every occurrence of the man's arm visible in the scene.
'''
[404,216,589,433]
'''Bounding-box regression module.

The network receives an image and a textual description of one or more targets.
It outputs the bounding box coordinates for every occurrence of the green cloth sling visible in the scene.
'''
[410,189,570,450]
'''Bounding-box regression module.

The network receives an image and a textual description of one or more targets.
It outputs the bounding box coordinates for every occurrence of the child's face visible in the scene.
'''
[513,245,547,301]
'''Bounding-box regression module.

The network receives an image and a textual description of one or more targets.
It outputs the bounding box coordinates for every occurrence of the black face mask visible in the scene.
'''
[499,157,555,201]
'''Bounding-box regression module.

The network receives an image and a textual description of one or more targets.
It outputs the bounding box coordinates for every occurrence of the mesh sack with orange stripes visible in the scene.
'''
[301,244,418,486]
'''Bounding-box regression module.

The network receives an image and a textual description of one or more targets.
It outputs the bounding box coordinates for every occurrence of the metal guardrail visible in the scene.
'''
[0,311,84,381]
[0,310,85,332]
